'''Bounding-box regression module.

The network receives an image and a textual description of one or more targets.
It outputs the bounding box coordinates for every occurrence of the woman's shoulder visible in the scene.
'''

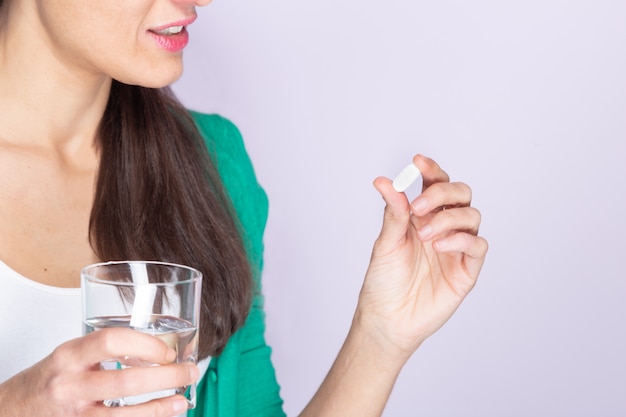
[188,110,269,278]
[188,111,242,154]
[187,110,256,187]
[188,111,236,136]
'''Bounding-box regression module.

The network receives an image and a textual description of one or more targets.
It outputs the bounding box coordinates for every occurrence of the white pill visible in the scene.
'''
[130,263,156,329]
[392,163,422,192]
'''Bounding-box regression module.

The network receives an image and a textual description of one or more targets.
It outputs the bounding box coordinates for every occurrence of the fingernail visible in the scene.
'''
[412,197,428,213]
[189,363,200,381]
[433,239,447,251]
[173,398,189,413]
[418,224,433,239]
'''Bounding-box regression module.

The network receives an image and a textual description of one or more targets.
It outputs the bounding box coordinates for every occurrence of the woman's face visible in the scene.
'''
[26,0,211,87]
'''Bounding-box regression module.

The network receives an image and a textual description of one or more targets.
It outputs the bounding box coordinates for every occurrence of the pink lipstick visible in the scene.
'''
[148,17,196,53]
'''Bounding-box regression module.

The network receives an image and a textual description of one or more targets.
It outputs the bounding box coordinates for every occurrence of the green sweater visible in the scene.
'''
[188,112,286,417]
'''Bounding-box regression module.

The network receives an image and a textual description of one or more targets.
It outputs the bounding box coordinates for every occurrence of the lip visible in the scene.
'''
[148,16,197,53]
[150,16,197,33]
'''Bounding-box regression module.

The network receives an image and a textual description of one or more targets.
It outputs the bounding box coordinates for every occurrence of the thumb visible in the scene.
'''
[373,176,412,245]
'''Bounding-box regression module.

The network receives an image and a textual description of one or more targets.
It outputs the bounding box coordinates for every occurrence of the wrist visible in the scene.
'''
[351,306,425,367]
[349,309,416,372]
[300,312,411,417]
[0,373,27,417]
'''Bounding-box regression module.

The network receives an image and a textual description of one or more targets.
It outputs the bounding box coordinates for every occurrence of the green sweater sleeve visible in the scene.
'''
[187,112,286,417]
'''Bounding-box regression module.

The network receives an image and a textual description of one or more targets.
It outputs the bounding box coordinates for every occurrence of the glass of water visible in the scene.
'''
[81,261,202,409]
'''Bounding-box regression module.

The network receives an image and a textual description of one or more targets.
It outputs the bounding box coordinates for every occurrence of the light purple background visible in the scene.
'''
[173,1,626,415]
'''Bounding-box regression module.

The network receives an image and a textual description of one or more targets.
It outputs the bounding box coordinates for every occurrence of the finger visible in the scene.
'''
[416,206,481,241]
[411,182,472,217]
[412,154,450,189]
[433,233,489,278]
[82,362,199,401]
[88,394,190,417]
[373,176,412,244]
[58,328,176,370]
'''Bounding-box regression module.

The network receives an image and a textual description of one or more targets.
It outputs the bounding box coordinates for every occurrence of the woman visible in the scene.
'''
[0,0,488,416]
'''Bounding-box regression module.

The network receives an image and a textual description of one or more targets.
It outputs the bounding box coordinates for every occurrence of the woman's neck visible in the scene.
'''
[0,4,111,159]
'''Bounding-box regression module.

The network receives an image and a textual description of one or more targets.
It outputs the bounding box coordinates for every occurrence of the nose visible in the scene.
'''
[192,0,212,6]
[173,0,212,7]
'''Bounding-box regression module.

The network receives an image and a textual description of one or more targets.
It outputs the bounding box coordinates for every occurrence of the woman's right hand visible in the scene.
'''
[0,328,198,417]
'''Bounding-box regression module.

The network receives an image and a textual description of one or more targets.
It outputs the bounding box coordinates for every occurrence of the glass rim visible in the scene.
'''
[81,260,202,286]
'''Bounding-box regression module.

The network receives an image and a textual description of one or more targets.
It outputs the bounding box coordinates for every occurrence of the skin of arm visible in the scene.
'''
[299,155,488,417]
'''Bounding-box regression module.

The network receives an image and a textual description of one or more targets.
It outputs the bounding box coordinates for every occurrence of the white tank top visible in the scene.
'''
[0,260,81,382]
[0,260,208,416]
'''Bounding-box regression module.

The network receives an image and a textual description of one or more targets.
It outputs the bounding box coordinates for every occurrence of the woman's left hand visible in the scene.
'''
[357,154,488,360]
[299,154,487,417]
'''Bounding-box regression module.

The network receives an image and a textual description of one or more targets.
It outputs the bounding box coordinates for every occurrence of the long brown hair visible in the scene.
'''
[91,80,252,358]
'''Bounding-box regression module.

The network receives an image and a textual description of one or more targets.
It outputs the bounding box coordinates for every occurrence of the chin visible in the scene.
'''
[118,62,184,89]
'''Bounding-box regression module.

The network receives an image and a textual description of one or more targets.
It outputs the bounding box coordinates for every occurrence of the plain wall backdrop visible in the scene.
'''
[173,1,626,415]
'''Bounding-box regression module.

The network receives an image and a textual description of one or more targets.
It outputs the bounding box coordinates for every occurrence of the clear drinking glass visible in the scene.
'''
[81,261,202,408]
